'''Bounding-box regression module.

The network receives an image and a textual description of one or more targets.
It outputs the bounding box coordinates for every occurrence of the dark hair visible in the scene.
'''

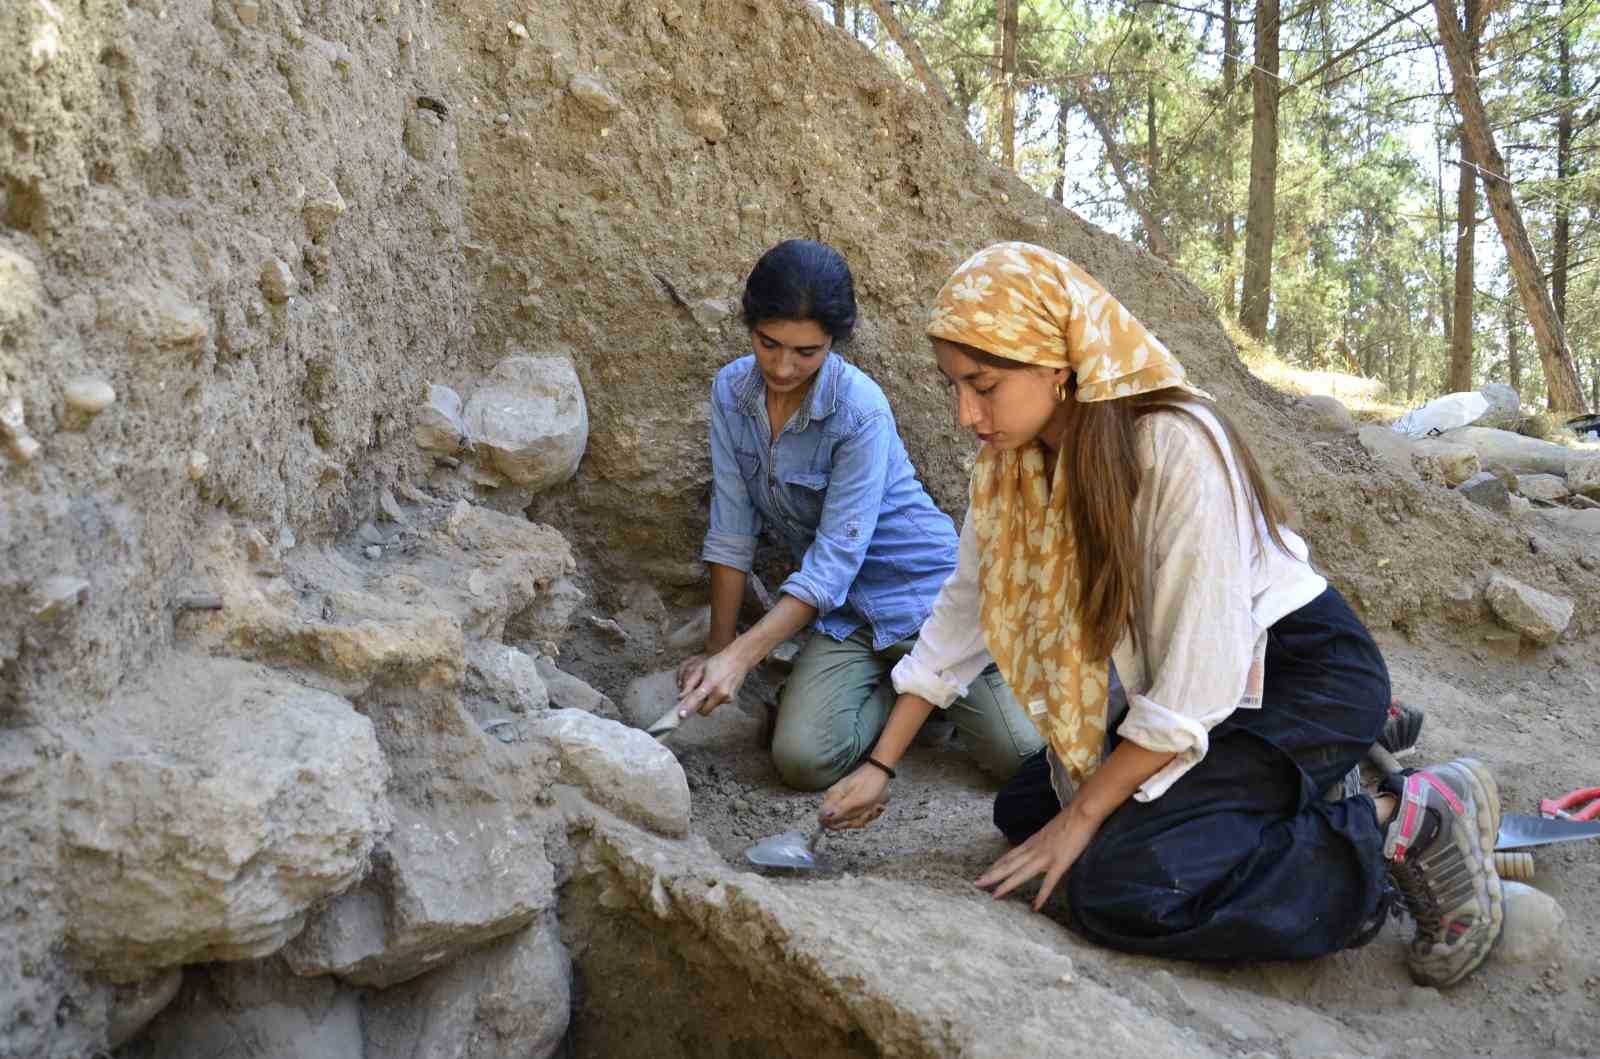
[741,240,858,346]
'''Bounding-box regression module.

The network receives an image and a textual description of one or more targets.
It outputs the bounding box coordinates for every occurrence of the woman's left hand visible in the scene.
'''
[975,806,1101,912]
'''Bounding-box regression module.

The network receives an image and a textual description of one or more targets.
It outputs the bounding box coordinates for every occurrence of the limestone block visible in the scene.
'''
[466,639,549,714]
[1485,573,1574,645]
[59,656,390,981]
[1516,473,1569,502]
[259,257,298,303]
[1456,471,1509,514]
[686,105,728,143]
[536,708,690,836]
[1567,456,1600,499]
[1411,439,1480,486]
[508,573,585,645]
[1438,426,1571,475]
[302,175,347,242]
[415,383,466,457]
[1493,881,1566,964]
[463,355,588,491]
[283,696,558,989]
[364,915,571,1059]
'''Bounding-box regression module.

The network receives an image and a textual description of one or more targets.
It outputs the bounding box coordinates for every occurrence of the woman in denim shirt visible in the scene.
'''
[676,240,1043,795]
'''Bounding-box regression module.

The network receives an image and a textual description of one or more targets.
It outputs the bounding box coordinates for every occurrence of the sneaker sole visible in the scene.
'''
[1426,758,1505,987]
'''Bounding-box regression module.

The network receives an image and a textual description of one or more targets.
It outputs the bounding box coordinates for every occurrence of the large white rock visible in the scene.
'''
[463,355,588,491]
[1357,424,1419,481]
[58,657,390,981]
[535,708,690,836]
[365,914,571,1059]
[1484,573,1574,645]
[1437,426,1572,475]
[415,382,467,457]
[1478,382,1521,429]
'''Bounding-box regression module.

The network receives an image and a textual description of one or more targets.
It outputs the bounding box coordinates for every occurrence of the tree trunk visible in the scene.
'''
[863,0,956,113]
[1080,96,1177,260]
[1146,84,1159,211]
[999,0,1018,170]
[833,0,846,30]
[1432,0,1586,411]
[1448,126,1477,392]
[1219,0,1239,314]
[1240,0,1280,341]
[1052,90,1070,203]
[1434,128,1453,343]
[1553,0,1572,324]
[1505,294,1522,393]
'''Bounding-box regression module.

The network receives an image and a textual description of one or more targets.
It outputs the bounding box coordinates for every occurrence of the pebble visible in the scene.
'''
[364,545,382,561]
[1496,881,1566,964]
[64,376,116,415]
[259,257,298,303]
[187,449,209,481]
[506,20,528,40]
[30,576,89,621]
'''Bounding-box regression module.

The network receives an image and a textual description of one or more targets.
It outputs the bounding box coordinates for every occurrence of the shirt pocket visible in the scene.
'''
[781,471,830,528]
[733,448,763,483]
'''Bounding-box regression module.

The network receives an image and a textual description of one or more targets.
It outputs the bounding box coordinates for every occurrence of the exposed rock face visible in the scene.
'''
[1437,427,1572,475]
[364,915,572,1059]
[1568,456,1600,499]
[59,656,389,982]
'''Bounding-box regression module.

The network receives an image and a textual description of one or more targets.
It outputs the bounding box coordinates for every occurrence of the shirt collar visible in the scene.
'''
[734,352,842,429]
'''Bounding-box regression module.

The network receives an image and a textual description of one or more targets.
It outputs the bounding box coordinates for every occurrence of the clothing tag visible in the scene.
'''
[1027,698,1048,718]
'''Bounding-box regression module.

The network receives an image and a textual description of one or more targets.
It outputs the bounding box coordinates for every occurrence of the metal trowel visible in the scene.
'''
[644,705,683,740]
[1496,814,1600,850]
[743,822,830,872]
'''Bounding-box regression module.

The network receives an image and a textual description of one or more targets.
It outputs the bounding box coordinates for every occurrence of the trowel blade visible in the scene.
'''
[743,829,826,871]
[644,706,682,740]
[1496,813,1600,850]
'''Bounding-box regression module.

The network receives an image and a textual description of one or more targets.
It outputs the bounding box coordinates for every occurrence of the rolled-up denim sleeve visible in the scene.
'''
[701,391,759,572]
[779,413,890,617]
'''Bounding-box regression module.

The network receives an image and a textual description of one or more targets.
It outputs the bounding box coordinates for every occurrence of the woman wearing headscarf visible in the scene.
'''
[819,242,1504,988]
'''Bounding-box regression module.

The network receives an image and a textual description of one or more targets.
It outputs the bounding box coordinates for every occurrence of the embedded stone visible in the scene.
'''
[1456,471,1509,514]
[414,383,466,457]
[64,376,116,415]
[1485,573,1574,645]
[302,176,348,242]
[1516,473,1569,502]
[534,708,690,836]
[568,73,621,115]
[1411,439,1480,487]
[260,257,298,303]
[1567,456,1600,500]
[462,355,588,491]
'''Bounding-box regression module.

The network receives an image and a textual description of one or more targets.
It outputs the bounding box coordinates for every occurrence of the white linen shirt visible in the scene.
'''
[890,403,1327,801]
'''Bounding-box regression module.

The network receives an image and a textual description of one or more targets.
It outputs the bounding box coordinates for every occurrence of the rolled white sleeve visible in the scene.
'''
[890,508,992,708]
[1118,414,1263,801]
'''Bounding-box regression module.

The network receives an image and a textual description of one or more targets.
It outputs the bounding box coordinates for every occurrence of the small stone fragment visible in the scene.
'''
[1495,882,1566,964]
[31,576,89,621]
[64,376,117,415]
[9,434,41,462]
[260,257,298,303]
[364,545,382,560]
[187,449,209,481]
[1457,471,1510,514]
[233,0,260,24]
[685,106,728,143]
[507,20,528,40]
[378,487,407,524]
[1516,473,1569,502]
[243,528,272,562]
[568,73,621,116]
[302,176,347,243]
[1,395,40,462]
[414,383,466,457]
[1485,573,1574,645]
[588,615,626,640]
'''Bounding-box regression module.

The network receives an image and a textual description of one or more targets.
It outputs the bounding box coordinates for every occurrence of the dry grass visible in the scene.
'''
[1225,321,1409,425]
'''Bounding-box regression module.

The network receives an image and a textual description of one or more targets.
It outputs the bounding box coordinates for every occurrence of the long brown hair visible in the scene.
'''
[949,342,1290,657]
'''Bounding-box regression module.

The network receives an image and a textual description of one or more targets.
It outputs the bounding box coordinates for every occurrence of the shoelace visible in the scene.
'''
[1390,859,1443,941]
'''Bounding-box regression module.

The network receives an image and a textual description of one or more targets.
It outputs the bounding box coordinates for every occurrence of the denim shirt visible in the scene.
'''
[701,353,960,650]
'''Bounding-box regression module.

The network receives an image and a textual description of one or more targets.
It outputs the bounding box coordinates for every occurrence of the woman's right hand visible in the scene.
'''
[677,653,709,694]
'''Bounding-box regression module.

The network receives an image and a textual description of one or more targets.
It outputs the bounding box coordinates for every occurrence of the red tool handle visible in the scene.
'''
[1540,787,1600,821]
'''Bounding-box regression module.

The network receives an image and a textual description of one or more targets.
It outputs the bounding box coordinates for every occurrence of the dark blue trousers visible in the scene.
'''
[993,587,1393,961]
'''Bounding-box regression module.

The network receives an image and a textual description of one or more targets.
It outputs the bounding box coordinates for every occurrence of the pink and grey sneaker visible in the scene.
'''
[1382,758,1504,988]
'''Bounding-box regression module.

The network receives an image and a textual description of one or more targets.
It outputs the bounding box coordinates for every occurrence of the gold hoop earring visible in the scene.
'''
[1055,381,1069,403]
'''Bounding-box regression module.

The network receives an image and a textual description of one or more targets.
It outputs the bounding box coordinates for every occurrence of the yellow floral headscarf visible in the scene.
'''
[928,242,1206,784]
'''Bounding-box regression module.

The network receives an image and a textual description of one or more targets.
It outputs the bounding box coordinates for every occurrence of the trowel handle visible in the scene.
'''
[806,822,826,852]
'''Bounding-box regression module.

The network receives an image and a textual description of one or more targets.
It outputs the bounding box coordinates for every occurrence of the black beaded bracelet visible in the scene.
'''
[863,755,896,780]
